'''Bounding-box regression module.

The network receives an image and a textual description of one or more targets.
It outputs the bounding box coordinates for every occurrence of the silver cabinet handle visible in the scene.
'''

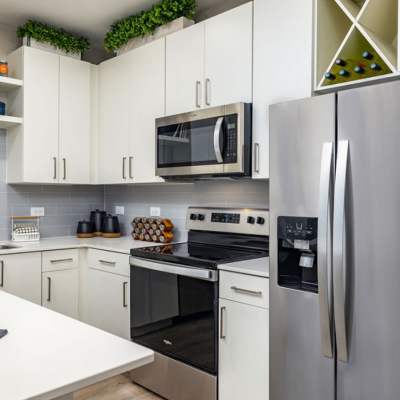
[50,258,73,264]
[129,156,133,179]
[317,142,334,359]
[47,277,51,302]
[230,286,262,297]
[213,117,224,163]
[99,259,116,266]
[0,260,4,287]
[205,78,211,106]
[122,157,127,179]
[53,157,57,179]
[62,158,66,180]
[220,306,226,339]
[254,142,260,173]
[123,281,128,308]
[333,140,349,363]
[195,81,201,108]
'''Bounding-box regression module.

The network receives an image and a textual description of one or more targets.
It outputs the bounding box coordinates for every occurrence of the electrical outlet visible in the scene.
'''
[31,207,45,217]
[115,206,125,215]
[150,207,161,217]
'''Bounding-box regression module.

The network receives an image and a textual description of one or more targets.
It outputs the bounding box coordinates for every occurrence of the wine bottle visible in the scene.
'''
[339,69,350,77]
[354,66,365,74]
[362,51,373,60]
[371,63,382,71]
[335,59,346,66]
[324,72,336,81]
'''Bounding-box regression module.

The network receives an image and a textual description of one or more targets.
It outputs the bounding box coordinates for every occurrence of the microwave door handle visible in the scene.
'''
[213,117,224,163]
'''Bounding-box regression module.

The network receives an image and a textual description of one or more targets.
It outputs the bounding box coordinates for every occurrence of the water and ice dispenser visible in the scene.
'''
[277,216,318,293]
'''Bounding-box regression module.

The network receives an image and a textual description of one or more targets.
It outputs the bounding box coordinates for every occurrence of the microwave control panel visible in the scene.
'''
[224,114,238,163]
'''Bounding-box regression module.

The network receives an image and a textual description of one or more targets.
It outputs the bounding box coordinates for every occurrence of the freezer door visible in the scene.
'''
[270,94,336,400]
[336,81,400,400]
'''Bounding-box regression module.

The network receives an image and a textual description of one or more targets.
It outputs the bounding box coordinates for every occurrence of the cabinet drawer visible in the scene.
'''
[88,249,130,277]
[42,249,79,272]
[220,271,269,309]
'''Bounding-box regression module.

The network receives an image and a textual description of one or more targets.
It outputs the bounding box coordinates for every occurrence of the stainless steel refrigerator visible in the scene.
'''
[269,80,400,400]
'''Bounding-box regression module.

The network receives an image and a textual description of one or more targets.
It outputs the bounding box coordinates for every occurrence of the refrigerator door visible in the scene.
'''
[336,81,400,399]
[270,94,336,400]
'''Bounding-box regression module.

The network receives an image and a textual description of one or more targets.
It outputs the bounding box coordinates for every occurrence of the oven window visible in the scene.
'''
[157,114,238,168]
[131,267,218,375]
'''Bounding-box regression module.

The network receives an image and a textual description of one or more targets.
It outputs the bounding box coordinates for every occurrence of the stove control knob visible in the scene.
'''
[257,217,265,225]
[190,213,198,221]
[247,216,255,224]
[198,214,205,221]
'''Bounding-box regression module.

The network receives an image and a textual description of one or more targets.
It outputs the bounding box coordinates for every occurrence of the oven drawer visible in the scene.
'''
[88,249,129,277]
[42,249,79,272]
[219,271,269,309]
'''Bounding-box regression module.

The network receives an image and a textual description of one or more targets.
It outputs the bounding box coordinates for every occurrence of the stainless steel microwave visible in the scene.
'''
[155,103,252,178]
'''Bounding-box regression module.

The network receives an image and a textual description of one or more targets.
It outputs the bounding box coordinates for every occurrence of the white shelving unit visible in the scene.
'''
[0,75,23,129]
[0,115,23,129]
[0,76,23,92]
[315,0,399,91]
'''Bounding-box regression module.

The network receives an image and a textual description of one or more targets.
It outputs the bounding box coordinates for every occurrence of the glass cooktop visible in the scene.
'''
[130,242,268,270]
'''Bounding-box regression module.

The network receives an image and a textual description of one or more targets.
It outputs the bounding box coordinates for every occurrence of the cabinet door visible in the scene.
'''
[98,55,131,184]
[204,3,253,108]
[42,269,79,319]
[219,299,269,400]
[23,47,59,183]
[166,23,204,115]
[130,39,165,183]
[87,268,130,339]
[59,56,91,184]
[0,253,41,305]
[252,0,313,179]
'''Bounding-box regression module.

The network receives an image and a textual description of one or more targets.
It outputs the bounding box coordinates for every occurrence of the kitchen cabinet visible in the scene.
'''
[219,272,269,400]
[6,46,92,184]
[87,267,130,339]
[42,268,79,319]
[252,0,313,179]
[166,2,253,116]
[0,252,41,305]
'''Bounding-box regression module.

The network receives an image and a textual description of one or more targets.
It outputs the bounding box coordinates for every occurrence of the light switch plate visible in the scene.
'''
[150,207,161,217]
[31,207,45,217]
[115,206,125,215]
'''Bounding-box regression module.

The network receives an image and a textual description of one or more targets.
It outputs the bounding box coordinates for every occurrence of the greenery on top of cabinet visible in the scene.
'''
[17,20,90,54]
[104,0,197,52]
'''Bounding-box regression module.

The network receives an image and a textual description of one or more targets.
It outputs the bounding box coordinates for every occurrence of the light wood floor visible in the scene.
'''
[74,374,163,400]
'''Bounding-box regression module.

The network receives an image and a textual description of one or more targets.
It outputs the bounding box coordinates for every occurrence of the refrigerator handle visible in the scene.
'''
[333,140,349,363]
[318,142,334,359]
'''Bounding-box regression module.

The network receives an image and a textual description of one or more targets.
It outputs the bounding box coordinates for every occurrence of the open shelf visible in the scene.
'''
[0,115,23,129]
[335,0,368,20]
[0,76,23,92]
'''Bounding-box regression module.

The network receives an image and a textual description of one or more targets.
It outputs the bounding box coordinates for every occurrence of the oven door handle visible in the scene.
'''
[213,117,224,163]
[130,257,218,282]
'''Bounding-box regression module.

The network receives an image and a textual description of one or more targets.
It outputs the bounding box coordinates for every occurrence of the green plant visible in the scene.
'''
[104,0,196,52]
[17,20,90,54]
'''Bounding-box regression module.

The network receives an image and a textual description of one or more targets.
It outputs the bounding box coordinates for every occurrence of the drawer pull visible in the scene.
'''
[50,258,74,264]
[0,260,4,287]
[99,259,116,266]
[230,286,262,297]
[47,277,51,302]
[123,281,128,308]
[220,306,226,339]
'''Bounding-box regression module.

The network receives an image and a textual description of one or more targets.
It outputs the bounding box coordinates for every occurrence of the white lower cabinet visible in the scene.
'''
[42,268,79,319]
[87,267,130,339]
[219,272,269,400]
[0,252,41,305]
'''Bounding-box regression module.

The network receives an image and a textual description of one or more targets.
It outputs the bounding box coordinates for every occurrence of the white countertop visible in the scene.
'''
[218,257,269,278]
[0,236,157,255]
[0,291,154,400]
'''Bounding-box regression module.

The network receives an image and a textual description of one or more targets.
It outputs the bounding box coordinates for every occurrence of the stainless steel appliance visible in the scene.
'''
[270,80,400,400]
[129,207,269,400]
[155,103,252,179]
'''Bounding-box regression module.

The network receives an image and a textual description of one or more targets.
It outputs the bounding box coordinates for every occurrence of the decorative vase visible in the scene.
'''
[116,17,194,56]
[22,37,82,59]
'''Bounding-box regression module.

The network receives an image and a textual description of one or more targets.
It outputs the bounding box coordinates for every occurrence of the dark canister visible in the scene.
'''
[77,220,94,238]
[102,214,121,238]
[90,209,106,236]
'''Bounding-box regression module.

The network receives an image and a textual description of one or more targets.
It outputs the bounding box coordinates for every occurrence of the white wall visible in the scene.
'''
[0,22,19,59]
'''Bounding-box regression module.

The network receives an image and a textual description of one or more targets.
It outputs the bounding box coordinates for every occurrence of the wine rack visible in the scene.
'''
[315,0,398,91]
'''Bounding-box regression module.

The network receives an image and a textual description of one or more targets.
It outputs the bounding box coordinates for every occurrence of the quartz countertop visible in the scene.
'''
[0,291,154,400]
[218,257,269,278]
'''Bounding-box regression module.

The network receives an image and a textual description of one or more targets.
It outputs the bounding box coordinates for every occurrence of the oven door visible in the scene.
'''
[130,257,219,375]
[156,103,251,177]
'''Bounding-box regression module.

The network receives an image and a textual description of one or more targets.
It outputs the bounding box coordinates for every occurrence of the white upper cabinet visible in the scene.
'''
[204,2,253,108]
[252,0,313,179]
[59,56,91,184]
[166,23,204,116]
[166,2,253,116]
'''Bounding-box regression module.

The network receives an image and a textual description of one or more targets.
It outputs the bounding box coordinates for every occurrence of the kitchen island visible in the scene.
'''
[0,291,154,400]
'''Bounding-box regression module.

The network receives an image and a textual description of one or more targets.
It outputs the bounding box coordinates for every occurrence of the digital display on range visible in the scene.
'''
[211,213,240,224]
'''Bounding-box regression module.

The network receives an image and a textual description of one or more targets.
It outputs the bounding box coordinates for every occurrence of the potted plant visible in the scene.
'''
[17,20,90,59]
[104,0,196,55]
